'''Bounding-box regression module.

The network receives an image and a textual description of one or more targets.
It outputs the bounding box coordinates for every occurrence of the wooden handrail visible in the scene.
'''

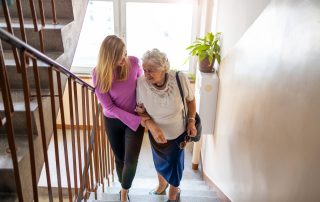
[0,28,95,91]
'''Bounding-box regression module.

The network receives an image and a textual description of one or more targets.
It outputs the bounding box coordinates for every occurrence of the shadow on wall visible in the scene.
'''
[211,0,320,201]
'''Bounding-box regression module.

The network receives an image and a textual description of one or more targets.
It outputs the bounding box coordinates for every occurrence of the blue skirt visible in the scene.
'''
[148,131,187,187]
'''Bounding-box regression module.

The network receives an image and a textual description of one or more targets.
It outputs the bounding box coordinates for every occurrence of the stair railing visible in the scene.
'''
[0,28,114,202]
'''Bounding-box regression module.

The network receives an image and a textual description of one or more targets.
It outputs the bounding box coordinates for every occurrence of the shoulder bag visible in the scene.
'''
[175,71,202,142]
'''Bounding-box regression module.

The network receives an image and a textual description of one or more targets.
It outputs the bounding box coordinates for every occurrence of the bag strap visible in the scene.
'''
[175,71,188,121]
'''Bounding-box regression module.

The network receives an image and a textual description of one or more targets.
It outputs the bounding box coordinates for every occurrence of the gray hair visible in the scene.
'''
[141,48,170,72]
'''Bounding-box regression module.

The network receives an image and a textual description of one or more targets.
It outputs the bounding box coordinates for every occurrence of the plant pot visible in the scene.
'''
[199,57,215,73]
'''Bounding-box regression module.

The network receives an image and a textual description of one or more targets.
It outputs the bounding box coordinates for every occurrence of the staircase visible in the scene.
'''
[0,0,88,201]
[0,1,228,201]
[87,135,221,202]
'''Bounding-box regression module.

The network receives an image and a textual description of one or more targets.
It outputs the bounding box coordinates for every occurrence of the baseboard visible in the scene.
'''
[56,124,92,130]
[202,171,231,202]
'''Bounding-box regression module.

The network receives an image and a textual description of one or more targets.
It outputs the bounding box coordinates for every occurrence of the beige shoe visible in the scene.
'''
[149,183,169,195]
[165,188,180,202]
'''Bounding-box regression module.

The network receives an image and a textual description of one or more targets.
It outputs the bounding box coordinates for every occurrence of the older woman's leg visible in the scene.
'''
[156,172,168,193]
[168,185,181,201]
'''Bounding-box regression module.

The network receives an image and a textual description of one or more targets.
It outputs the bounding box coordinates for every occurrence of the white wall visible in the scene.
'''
[212,0,271,56]
[202,0,320,201]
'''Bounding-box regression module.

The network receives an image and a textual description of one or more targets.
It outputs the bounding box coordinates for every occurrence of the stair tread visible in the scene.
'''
[0,89,50,112]
[0,193,18,202]
[0,18,71,29]
[2,50,63,66]
[109,178,209,189]
[88,193,220,202]
[0,136,30,169]
[87,177,218,202]
[96,187,216,198]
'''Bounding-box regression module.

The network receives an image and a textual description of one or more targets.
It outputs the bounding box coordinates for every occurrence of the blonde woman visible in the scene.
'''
[92,35,147,202]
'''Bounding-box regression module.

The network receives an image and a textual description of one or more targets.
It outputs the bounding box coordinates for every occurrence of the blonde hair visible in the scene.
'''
[142,48,170,72]
[95,35,129,93]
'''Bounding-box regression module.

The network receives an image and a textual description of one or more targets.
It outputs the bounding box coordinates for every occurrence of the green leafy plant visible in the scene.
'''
[187,72,196,83]
[186,32,221,66]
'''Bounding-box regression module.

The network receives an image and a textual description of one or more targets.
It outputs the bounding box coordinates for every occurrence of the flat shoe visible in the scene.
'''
[165,188,181,202]
[149,183,169,195]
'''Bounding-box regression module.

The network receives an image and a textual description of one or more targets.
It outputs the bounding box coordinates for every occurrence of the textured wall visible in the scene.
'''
[202,0,320,201]
[213,0,270,56]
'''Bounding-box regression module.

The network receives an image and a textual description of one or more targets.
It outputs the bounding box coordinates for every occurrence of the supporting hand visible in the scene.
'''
[135,103,146,114]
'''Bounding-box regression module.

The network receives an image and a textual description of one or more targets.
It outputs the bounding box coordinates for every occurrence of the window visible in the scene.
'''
[125,1,194,71]
[71,1,114,73]
[71,0,198,74]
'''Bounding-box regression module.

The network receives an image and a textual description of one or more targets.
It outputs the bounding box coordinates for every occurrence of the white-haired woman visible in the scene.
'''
[136,49,197,202]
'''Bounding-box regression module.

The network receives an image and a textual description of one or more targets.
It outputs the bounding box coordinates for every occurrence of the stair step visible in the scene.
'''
[109,179,210,191]
[88,193,220,202]
[0,0,74,21]
[0,90,41,111]
[3,49,63,64]
[0,23,64,52]
[0,89,51,136]
[94,187,217,199]
[94,185,217,199]
[0,136,30,169]
[0,134,46,201]
[2,50,63,90]
[0,18,68,30]
[87,177,219,202]
[0,135,30,193]
[0,193,18,202]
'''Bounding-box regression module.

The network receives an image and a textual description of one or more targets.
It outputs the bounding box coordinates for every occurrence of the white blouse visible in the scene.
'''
[137,70,194,140]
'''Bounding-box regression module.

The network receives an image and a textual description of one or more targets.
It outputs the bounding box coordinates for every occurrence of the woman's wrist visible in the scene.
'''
[145,118,152,127]
[188,117,196,123]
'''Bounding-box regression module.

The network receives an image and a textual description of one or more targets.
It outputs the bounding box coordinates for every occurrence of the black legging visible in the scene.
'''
[104,116,144,189]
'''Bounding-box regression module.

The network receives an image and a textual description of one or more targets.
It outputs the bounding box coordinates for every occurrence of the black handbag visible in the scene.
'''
[176,72,202,142]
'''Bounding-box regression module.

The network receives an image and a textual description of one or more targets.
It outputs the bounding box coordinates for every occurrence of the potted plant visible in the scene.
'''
[186,32,221,73]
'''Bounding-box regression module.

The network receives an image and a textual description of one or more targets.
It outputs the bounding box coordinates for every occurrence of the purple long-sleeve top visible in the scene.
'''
[92,56,142,131]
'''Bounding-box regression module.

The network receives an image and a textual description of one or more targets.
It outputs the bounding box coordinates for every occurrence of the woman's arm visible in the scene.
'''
[187,98,196,120]
[144,119,167,143]
[186,99,197,137]
[93,69,141,131]
[96,90,141,131]
[135,104,167,144]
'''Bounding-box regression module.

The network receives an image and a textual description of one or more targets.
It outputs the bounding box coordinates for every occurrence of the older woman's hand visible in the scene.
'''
[187,120,197,137]
[140,115,150,127]
[146,120,167,144]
